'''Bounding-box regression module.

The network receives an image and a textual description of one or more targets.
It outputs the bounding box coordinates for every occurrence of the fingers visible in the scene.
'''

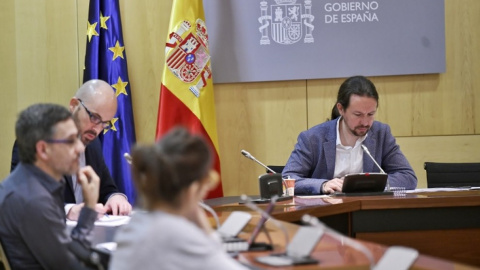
[120,203,132,215]
[77,166,100,209]
[94,204,107,220]
[106,202,131,216]
[77,166,100,186]
[324,178,344,194]
[105,196,132,216]
[66,203,84,221]
[207,170,220,191]
[110,203,119,216]
[95,203,106,215]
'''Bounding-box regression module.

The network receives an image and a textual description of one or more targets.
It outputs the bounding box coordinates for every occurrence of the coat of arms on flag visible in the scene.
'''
[259,0,315,45]
[157,0,223,199]
[166,19,211,98]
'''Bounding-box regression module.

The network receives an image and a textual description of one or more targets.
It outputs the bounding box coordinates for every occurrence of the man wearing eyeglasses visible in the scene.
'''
[0,104,102,269]
[11,80,132,220]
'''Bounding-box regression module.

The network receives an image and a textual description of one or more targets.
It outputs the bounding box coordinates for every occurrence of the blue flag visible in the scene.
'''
[83,0,136,204]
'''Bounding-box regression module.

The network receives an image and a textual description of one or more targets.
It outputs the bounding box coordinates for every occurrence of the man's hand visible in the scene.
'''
[105,195,132,216]
[322,178,344,194]
[67,203,106,220]
[77,166,100,209]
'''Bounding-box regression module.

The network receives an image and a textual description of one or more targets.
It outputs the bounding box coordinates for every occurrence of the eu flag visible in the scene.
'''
[83,0,136,204]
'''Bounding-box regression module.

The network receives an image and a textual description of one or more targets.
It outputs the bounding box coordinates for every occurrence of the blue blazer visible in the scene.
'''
[11,138,119,204]
[283,119,417,195]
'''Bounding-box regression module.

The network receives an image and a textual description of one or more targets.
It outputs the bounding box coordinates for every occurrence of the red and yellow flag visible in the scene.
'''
[156,0,223,198]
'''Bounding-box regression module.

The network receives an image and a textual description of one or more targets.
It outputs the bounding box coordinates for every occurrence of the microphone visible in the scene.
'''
[198,201,220,230]
[123,153,132,165]
[241,194,289,248]
[361,144,390,191]
[241,150,288,196]
[241,150,277,174]
[302,214,375,269]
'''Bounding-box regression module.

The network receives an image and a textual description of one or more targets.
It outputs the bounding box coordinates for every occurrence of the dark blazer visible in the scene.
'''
[283,119,418,195]
[11,138,119,204]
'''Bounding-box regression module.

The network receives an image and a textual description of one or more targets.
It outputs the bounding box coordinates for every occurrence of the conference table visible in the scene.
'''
[205,189,480,268]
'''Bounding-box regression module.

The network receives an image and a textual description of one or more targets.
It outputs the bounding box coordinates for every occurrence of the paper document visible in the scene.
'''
[296,195,330,199]
[407,187,475,193]
[95,242,117,251]
[67,215,131,227]
[294,188,479,196]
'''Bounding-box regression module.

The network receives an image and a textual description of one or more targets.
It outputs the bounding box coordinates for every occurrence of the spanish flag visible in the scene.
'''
[156,0,223,198]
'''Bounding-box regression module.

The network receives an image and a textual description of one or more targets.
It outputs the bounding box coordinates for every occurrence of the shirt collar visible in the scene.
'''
[20,163,64,195]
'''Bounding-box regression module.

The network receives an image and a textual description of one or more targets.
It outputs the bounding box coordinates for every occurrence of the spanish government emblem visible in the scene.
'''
[165,19,211,97]
[259,0,315,45]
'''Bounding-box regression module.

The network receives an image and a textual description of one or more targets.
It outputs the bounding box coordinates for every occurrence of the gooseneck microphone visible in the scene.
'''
[241,150,288,194]
[241,194,289,247]
[302,214,375,269]
[241,150,277,174]
[361,145,390,191]
[198,201,220,230]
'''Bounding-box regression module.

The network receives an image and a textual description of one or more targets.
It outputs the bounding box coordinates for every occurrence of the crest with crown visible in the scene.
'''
[258,0,315,45]
[274,0,297,4]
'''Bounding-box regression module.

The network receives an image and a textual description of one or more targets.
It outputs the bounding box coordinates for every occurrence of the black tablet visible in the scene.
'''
[336,173,391,196]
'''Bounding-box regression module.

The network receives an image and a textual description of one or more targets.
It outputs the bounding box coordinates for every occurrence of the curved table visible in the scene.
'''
[206,190,480,267]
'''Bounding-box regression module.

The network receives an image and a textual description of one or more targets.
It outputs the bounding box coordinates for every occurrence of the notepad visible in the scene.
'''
[66,215,131,227]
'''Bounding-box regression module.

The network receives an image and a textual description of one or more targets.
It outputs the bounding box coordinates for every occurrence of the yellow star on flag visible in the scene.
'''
[112,77,128,97]
[108,41,125,61]
[86,21,99,42]
[104,118,119,134]
[100,12,110,30]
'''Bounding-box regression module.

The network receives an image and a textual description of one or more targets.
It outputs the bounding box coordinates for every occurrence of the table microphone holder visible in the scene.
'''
[240,150,292,203]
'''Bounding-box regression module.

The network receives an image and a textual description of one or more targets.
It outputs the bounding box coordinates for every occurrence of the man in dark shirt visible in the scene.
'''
[11,80,132,220]
[0,104,101,269]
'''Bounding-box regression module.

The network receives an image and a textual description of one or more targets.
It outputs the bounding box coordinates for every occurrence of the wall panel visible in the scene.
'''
[0,0,18,176]
[118,0,171,145]
[215,81,307,195]
[0,0,79,179]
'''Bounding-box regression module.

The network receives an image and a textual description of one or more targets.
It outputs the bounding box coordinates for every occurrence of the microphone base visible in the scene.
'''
[276,195,293,202]
[248,242,273,251]
[240,195,293,204]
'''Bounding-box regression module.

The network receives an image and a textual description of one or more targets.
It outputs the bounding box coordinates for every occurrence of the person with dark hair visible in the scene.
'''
[10,79,132,220]
[283,76,417,195]
[0,104,102,269]
[110,127,248,270]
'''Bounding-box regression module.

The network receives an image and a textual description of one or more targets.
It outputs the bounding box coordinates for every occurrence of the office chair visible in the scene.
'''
[424,162,480,188]
[0,238,11,270]
[265,166,285,174]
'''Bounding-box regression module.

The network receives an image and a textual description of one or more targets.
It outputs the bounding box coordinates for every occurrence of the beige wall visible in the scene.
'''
[1,0,479,197]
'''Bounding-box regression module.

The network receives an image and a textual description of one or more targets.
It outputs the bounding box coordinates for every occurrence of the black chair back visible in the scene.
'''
[265,166,285,174]
[424,162,480,188]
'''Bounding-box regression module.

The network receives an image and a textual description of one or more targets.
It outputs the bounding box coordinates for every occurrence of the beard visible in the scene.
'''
[82,130,97,145]
[72,109,98,145]
[351,125,370,137]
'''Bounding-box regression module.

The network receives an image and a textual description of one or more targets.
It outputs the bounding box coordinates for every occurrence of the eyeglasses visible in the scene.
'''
[45,136,82,145]
[77,99,112,129]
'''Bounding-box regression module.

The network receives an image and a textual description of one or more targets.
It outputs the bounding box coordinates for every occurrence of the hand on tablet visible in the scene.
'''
[322,178,344,194]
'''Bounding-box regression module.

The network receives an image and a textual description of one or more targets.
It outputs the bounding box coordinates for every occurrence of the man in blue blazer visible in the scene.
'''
[283,76,417,195]
[11,80,132,220]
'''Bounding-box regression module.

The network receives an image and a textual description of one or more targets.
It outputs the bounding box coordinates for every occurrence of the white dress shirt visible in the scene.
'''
[333,117,367,179]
